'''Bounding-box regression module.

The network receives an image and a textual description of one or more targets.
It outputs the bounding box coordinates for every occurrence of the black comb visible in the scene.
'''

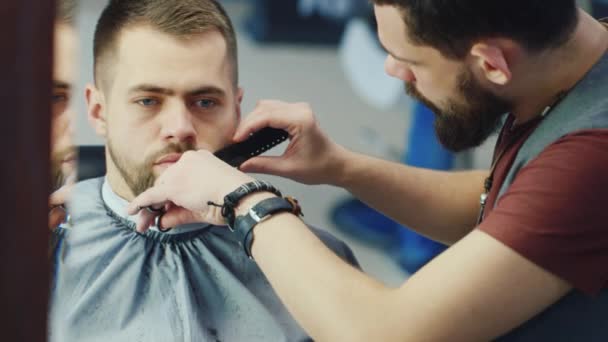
[214,127,289,167]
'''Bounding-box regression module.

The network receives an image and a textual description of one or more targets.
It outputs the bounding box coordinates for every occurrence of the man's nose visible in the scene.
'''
[384,55,416,83]
[161,104,197,143]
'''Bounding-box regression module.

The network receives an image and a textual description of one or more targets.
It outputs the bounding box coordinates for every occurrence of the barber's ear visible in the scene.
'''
[470,43,513,86]
[85,84,107,137]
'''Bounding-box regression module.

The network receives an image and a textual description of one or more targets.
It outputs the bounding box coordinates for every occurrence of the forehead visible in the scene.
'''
[374,5,410,47]
[111,25,232,94]
[53,23,77,84]
[374,5,457,66]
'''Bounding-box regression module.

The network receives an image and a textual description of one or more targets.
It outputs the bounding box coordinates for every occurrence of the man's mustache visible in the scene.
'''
[145,142,197,166]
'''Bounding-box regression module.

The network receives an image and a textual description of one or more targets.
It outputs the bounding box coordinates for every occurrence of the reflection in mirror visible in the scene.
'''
[49,0,78,230]
[48,1,359,341]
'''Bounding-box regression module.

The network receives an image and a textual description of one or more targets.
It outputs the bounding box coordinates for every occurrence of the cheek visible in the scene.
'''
[51,114,70,150]
[193,113,238,149]
[417,71,455,102]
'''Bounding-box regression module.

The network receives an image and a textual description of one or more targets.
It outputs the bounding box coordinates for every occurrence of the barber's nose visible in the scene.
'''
[162,105,196,143]
[384,56,416,83]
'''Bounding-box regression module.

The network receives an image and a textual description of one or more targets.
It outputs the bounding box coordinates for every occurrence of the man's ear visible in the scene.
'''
[85,84,108,138]
[235,87,244,122]
[470,42,514,86]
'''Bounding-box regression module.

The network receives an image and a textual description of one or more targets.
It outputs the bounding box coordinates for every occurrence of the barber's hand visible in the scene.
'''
[127,150,255,233]
[235,100,349,185]
[48,178,75,230]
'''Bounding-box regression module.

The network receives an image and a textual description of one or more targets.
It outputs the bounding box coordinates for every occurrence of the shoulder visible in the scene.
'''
[520,129,608,188]
[482,129,608,294]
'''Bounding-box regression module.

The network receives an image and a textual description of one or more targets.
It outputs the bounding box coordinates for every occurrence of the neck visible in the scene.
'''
[511,10,608,125]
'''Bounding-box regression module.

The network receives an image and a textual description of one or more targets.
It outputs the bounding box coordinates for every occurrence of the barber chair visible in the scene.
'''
[77,145,106,181]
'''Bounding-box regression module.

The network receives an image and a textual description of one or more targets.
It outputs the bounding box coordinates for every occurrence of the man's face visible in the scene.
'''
[91,26,241,199]
[375,5,512,152]
[51,23,77,191]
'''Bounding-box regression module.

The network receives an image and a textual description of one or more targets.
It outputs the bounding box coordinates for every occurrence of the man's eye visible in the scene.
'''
[52,94,68,104]
[137,98,159,107]
[194,99,216,109]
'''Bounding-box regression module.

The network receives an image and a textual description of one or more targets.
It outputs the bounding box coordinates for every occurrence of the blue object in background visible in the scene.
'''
[244,0,346,44]
[593,0,608,17]
[394,102,450,273]
[331,102,451,274]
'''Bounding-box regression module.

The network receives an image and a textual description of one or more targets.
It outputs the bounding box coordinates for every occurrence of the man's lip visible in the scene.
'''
[155,153,183,165]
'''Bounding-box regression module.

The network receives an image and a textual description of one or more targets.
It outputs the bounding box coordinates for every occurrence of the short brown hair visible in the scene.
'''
[93,0,238,87]
[57,0,77,25]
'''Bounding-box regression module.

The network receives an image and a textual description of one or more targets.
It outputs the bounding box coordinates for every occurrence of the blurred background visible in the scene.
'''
[73,0,607,285]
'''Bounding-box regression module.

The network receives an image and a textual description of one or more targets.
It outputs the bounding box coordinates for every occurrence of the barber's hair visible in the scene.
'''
[93,0,238,86]
[57,0,77,25]
[371,0,579,59]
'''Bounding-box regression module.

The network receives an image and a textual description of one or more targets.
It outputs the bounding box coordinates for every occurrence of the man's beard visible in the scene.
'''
[50,147,75,192]
[405,68,512,152]
[108,141,196,197]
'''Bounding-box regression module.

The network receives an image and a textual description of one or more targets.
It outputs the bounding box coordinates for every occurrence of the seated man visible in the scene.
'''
[49,1,358,341]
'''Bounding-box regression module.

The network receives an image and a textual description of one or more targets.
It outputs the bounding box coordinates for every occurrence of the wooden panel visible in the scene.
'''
[0,0,55,341]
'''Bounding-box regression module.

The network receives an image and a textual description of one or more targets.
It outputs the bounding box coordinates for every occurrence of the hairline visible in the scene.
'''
[94,22,238,94]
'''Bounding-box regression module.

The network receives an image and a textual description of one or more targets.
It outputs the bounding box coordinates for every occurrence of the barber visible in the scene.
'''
[129,1,608,341]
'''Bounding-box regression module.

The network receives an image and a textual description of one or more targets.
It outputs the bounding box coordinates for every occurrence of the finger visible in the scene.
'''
[239,155,292,177]
[159,207,200,228]
[126,186,170,215]
[49,206,67,230]
[234,108,294,142]
[135,210,156,233]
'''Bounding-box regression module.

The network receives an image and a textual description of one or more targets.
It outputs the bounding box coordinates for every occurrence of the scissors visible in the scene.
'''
[49,204,72,229]
[144,206,172,233]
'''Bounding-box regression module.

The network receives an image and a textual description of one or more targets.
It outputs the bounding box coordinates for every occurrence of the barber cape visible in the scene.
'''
[50,177,359,342]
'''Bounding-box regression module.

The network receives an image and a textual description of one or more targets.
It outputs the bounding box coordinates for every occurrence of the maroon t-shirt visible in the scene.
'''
[479,115,608,295]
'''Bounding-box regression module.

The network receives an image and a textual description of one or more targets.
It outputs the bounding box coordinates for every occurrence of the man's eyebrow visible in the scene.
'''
[128,84,174,96]
[53,81,71,90]
[127,84,227,97]
[378,41,421,65]
[187,86,226,98]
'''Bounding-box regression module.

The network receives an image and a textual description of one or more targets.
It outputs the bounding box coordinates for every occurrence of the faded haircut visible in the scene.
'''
[93,0,238,88]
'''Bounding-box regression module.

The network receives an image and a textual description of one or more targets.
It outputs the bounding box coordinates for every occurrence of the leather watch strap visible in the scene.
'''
[222,181,282,228]
[234,197,299,258]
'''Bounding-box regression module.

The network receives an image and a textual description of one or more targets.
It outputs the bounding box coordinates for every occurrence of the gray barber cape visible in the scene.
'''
[50,178,359,342]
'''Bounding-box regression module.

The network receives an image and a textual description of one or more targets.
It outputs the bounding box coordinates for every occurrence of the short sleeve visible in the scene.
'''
[479,130,608,295]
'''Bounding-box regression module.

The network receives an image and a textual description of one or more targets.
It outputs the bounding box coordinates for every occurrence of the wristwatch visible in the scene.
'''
[221,181,282,228]
[234,196,303,259]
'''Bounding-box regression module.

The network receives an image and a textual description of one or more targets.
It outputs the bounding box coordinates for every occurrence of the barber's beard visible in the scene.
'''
[405,69,512,152]
[50,147,76,192]
[107,141,196,197]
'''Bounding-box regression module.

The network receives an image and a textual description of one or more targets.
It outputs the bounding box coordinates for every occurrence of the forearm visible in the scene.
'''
[251,213,402,342]
[332,150,487,244]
